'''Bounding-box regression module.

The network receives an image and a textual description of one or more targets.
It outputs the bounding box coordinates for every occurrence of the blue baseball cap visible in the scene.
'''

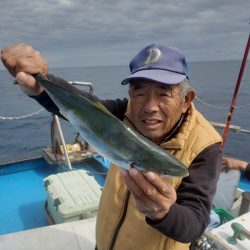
[121,44,189,85]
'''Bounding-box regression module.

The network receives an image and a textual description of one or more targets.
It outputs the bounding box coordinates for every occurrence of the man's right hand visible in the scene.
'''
[1,43,48,96]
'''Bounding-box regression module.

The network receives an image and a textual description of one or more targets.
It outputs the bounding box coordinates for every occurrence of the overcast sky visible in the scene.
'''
[0,0,249,69]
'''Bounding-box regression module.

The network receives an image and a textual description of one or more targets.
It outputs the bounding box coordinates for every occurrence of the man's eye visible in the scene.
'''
[132,91,144,96]
[159,93,171,97]
[134,93,144,97]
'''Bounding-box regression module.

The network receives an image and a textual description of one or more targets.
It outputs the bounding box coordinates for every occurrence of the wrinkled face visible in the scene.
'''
[129,79,191,143]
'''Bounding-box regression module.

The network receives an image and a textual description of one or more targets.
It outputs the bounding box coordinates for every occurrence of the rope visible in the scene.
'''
[0,108,45,120]
[195,96,228,110]
[1,96,249,120]
[1,93,250,121]
[195,96,250,110]
[233,103,250,109]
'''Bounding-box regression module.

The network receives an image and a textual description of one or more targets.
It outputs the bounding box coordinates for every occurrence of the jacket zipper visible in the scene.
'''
[109,190,130,250]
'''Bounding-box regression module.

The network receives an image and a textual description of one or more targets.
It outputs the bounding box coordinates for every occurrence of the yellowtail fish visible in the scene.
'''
[35,75,188,177]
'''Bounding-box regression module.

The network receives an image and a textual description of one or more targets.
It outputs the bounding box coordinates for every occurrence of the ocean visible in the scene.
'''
[0,61,250,161]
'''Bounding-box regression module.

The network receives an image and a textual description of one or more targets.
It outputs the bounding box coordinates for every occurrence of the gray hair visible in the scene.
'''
[128,78,193,97]
[179,78,193,97]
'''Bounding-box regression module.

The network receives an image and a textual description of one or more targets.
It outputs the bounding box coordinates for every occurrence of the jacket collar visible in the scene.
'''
[160,103,197,150]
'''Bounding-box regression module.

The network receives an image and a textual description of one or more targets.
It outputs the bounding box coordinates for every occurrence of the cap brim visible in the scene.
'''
[121,69,186,85]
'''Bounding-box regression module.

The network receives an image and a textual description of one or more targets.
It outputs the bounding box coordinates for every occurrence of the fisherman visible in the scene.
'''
[1,43,222,250]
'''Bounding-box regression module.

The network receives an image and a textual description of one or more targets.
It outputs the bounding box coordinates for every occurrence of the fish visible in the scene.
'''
[35,74,188,177]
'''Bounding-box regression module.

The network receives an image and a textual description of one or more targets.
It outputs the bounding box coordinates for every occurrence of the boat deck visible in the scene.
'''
[0,217,96,250]
[0,154,107,235]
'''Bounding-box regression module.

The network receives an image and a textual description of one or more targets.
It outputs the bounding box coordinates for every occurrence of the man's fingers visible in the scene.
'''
[120,168,174,220]
[122,169,174,201]
[126,169,174,204]
[2,43,34,58]
[1,57,16,77]
[14,53,48,76]
[16,72,34,85]
[1,43,48,77]
[144,171,173,197]
[16,72,44,96]
[120,169,144,197]
[1,43,47,96]
[120,169,160,210]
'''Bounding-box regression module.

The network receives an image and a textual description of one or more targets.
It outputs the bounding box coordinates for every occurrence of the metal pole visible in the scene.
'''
[239,192,250,215]
[222,34,250,148]
[54,115,72,170]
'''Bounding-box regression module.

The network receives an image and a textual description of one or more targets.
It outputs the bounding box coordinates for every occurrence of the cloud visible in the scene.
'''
[0,0,249,69]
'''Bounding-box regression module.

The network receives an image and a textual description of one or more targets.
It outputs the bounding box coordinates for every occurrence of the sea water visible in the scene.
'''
[0,61,250,161]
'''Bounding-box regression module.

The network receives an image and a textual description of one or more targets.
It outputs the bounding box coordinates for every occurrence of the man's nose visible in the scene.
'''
[143,94,159,113]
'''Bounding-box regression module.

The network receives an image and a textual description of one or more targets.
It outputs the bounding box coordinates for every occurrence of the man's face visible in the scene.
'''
[129,79,190,143]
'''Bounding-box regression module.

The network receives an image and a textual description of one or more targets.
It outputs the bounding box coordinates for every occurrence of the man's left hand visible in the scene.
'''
[120,168,177,221]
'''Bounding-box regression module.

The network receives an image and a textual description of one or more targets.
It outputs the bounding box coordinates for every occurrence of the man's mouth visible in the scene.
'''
[143,119,160,125]
[142,119,161,129]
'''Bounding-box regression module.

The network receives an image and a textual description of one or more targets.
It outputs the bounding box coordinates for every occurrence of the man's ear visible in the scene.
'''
[128,88,132,98]
[182,89,196,113]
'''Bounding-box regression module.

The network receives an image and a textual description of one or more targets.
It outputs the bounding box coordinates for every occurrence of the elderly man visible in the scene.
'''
[1,43,222,249]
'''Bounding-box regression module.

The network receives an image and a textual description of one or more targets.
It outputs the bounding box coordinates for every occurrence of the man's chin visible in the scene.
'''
[141,131,162,144]
[134,124,162,142]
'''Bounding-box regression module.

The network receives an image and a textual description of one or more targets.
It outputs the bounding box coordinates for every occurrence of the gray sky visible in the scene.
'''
[0,0,249,69]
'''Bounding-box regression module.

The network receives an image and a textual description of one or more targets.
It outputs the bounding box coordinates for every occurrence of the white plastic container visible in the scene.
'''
[213,170,241,210]
[44,170,102,224]
[205,211,250,249]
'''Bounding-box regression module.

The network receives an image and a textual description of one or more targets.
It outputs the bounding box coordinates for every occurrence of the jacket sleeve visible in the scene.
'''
[30,74,128,120]
[146,142,223,243]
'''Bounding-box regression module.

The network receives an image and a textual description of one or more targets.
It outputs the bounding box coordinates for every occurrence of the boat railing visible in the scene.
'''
[42,81,95,170]
[69,81,94,94]
[210,121,250,134]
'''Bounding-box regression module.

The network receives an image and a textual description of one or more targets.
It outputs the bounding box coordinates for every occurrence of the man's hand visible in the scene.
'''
[120,168,176,221]
[1,43,48,96]
[222,157,248,172]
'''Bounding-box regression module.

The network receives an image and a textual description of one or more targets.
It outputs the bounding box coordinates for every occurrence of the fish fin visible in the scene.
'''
[59,110,67,117]
[94,101,112,114]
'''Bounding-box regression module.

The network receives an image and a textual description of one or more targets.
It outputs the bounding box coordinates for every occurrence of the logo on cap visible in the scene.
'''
[144,47,162,65]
